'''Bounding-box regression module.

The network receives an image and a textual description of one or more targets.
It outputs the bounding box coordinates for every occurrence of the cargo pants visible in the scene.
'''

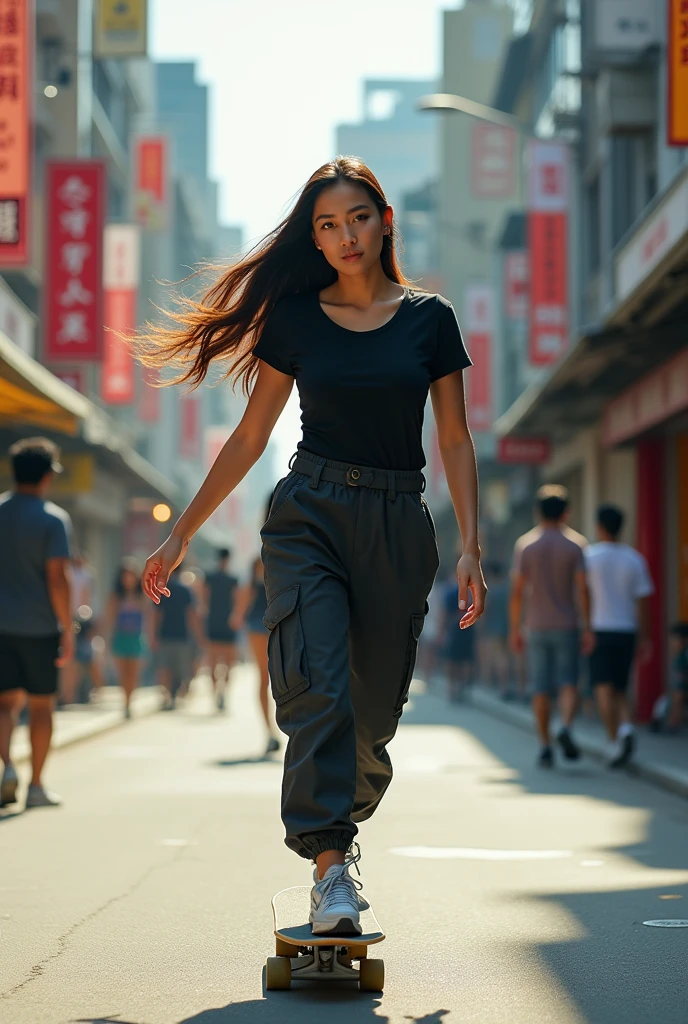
[261,449,440,860]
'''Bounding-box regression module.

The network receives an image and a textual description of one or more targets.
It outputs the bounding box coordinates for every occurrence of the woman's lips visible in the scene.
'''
[342,252,363,262]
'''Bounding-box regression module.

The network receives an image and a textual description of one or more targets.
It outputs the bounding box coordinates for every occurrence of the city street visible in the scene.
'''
[2,668,686,1024]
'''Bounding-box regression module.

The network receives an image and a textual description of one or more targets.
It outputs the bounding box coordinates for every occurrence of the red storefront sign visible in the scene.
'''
[138,364,160,423]
[133,136,168,231]
[471,123,516,199]
[45,161,105,362]
[504,251,529,320]
[179,394,200,458]
[464,283,493,433]
[527,141,569,366]
[0,0,31,266]
[102,224,139,404]
[497,436,551,465]
[602,347,688,447]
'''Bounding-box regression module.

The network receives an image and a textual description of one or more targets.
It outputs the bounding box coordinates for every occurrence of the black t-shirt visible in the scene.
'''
[205,570,237,633]
[157,578,194,640]
[253,288,471,470]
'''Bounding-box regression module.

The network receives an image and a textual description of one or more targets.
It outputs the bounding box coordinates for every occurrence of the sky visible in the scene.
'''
[150,0,460,245]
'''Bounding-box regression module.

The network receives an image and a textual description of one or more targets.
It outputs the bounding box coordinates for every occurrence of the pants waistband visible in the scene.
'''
[290,450,425,495]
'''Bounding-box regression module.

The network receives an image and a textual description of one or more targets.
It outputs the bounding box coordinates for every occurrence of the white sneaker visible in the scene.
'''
[1,763,18,807]
[25,784,62,809]
[309,844,363,936]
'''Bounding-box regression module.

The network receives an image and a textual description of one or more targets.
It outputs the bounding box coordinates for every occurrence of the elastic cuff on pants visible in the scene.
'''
[298,829,356,862]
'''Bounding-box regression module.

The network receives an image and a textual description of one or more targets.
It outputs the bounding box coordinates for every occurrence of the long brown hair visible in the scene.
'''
[134,156,411,392]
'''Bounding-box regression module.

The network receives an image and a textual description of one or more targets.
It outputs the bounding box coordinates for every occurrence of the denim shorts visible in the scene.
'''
[528,629,579,696]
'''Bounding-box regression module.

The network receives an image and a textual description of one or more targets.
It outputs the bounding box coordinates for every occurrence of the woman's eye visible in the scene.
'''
[321,222,334,230]
[355,214,369,222]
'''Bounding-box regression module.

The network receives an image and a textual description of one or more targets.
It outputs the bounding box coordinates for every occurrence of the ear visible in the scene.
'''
[383,207,393,235]
[312,231,321,251]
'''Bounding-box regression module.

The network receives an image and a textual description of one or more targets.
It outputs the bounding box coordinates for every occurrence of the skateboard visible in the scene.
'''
[267,885,385,992]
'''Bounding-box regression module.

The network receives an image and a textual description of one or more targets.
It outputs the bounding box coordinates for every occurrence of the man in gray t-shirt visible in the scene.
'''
[0,438,73,810]
[510,485,593,768]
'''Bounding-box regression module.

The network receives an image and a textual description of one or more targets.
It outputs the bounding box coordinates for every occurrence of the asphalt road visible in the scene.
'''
[1,668,687,1024]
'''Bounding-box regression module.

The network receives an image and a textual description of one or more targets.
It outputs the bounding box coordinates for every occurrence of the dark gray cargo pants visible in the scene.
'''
[261,449,440,860]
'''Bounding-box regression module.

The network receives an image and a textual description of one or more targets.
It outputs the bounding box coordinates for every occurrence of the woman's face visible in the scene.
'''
[312,182,392,277]
[121,568,137,592]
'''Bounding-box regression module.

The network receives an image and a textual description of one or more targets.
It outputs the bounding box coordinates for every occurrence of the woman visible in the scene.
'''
[138,157,486,936]
[105,559,148,719]
[231,555,280,755]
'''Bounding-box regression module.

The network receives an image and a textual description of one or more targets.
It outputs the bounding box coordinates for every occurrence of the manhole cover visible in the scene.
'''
[643,920,688,928]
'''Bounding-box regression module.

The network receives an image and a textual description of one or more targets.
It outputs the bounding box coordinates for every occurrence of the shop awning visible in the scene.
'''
[495,319,688,443]
[0,333,178,504]
[0,332,89,434]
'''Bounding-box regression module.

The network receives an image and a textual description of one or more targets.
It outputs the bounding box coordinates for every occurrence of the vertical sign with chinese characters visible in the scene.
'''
[45,161,105,362]
[133,136,168,231]
[464,283,494,433]
[503,251,529,320]
[102,223,139,404]
[668,0,688,146]
[471,123,516,199]
[138,365,160,422]
[179,394,200,458]
[527,140,569,366]
[0,0,31,266]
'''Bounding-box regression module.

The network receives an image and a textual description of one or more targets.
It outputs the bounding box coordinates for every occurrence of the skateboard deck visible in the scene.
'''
[267,885,385,991]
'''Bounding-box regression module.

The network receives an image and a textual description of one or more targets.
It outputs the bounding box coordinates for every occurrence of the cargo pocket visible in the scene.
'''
[393,612,426,718]
[263,584,310,706]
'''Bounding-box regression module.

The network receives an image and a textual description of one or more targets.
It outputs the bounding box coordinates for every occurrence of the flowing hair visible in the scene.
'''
[133,156,411,393]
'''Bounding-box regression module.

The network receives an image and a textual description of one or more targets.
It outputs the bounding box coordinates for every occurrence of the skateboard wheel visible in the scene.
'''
[275,937,293,958]
[359,957,384,992]
[266,955,292,990]
[347,944,368,960]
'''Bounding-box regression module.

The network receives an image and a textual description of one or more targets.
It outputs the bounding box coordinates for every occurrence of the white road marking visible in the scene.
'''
[643,920,688,928]
[390,846,571,861]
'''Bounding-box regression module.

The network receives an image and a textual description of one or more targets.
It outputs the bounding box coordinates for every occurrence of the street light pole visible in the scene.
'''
[417,92,532,136]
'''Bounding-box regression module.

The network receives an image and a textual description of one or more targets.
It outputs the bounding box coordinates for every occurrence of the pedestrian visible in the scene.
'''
[584,504,654,766]
[152,565,204,710]
[203,548,239,712]
[440,569,476,702]
[61,552,104,706]
[104,558,149,720]
[0,438,74,809]
[137,156,485,934]
[478,562,512,698]
[231,555,281,754]
[510,485,594,768]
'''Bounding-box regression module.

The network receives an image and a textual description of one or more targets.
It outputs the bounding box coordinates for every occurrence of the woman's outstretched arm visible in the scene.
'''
[142,363,293,603]
[430,369,486,628]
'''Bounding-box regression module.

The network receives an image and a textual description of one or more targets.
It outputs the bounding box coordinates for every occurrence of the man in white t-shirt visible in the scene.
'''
[584,504,653,767]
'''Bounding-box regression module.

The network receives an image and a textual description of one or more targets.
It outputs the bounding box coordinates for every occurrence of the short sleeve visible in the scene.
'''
[632,553,654,599]
[430,302,472,383]
[45,513,71,561]
[253,303,294,376]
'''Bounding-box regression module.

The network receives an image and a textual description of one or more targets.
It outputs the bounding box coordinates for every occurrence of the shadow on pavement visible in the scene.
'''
[401,680,688,1024]
[175,992,388,1023]
[212,756,278,768]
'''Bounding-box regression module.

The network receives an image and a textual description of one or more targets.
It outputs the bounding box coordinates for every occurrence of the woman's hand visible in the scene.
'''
[456,553,486,629]
[142,533,188,604]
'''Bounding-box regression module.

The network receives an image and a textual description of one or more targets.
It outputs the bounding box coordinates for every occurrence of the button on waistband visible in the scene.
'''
[346,467,361,485]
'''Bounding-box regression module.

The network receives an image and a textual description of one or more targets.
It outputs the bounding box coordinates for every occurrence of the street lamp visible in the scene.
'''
[417,92,530,136]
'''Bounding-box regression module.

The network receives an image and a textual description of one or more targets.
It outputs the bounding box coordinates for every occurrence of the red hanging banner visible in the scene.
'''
[464,283,493,433]
[101,223,139,404]
[44,161,105,362]
[527,141,569,366]
[138,364,160,422]
[0,0,32,267]
[179,394,200,458]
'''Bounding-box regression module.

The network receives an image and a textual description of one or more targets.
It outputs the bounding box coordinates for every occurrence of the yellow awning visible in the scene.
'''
[0,332,89,434]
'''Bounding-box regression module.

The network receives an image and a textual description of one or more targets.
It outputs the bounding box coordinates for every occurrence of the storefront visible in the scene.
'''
[0,332,179,611]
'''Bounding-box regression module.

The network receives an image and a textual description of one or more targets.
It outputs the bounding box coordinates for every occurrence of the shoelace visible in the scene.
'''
[319,842,363,910]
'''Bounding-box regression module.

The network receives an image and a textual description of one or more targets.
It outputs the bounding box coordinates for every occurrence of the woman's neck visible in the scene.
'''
[327,263,401,308]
